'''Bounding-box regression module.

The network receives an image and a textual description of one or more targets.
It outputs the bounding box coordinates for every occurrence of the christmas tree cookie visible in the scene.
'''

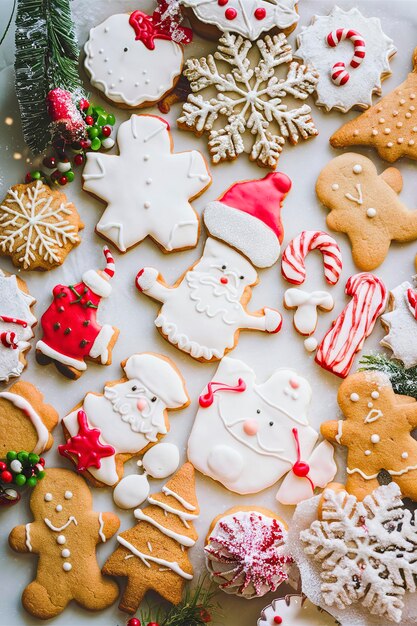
[60,353,189,487]
[103,463,199,613]
[36,247,119,379]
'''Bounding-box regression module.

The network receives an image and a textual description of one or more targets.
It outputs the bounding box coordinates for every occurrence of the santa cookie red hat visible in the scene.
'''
[82,246,115,297]
[203,173,291,268]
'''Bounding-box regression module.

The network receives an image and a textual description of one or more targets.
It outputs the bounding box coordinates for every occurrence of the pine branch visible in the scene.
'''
[14,0,86,154]
[359,353,417,399]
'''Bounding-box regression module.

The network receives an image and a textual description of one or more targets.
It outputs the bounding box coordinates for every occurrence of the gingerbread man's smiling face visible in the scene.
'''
[338,371,390,423]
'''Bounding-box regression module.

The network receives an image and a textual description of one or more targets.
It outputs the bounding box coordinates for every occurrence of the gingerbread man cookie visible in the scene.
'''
[316,153,417,271]
[320,370,417,501]
[9,468,120,619]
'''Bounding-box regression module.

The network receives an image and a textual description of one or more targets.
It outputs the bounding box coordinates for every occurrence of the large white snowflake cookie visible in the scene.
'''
[0,180,83,270]
[83,114,211,253]
[381,279,417,368]
[296,6,396,112]
[301,483,417,623]
[178,32,319,168]
[180,0,299,41]
[258,594,339,625]
[0,270,37,382]
[84,5,192,108]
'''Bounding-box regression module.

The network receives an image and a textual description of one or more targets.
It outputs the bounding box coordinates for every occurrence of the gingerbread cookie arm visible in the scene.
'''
[320,419,343,444]
[402,402,417,429]
[379,167,403,193]
[135,267,172,303]
[97,511,120,543]
[239,307,283,334]
[9,521,41,553]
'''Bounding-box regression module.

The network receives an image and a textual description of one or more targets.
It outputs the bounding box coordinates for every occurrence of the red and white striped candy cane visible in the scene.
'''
[0,332,18,349]
[316,273,387,378]
[0,316,27,328]
[407,288,417,319]
[281,231,342,286]
[102,246,115,279]
[327,28,366,86]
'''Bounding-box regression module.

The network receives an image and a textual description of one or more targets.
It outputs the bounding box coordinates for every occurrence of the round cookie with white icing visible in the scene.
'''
[258,594,339,625]
[296,6,396,112]
[180,0,298,41]
[61,353,189,488]
[205,506,292,599]
[0,381,58,457]
[84,9,192,108]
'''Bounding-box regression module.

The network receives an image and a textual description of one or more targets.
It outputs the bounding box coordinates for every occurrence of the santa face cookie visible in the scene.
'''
[0,382,58,457]
[258,594,339,626]
[205,506,292,599]
[188,357,336,504]
[60,353,189,487]
[8,468,120,619]
[0,180,83,270]
[36,247,119,379]
[180,0,299,41]
[103,463,199,614]
[83,114,211,253]
[84,7,192,108]
[381,280,417,368]
[316,153,417,271]
[0,270,37,382]
[296,6,396,113]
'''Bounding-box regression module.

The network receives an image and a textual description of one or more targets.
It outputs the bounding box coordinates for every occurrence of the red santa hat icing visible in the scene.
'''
[82,246,115,298]
[123,353,189,408]
[203,173,291,268]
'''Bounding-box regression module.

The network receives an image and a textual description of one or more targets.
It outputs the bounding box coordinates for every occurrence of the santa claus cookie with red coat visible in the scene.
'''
[135,173,290,362]
[36,247,119,380]
[60,353,189,487]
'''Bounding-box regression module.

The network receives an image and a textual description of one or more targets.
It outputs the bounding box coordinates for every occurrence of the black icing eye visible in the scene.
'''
[151,396,157,403]
[124,47,128,52]
[221,265,226,270]
[132,386,137,391]
[269,421,274,427]
[240,275,244,280]
[256,409,261,414]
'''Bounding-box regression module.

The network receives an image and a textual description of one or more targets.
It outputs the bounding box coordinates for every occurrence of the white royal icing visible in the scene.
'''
[296,6,396,112]
[84,13,183,107]
[258,594,338,625]
[381,281,417,368]
[188,357,336,504]
[117,535,193,579]
[98,512,106,543]
[180,0,298,41]
[83,115,211,253]
[113,474,151,509]
[0,391,49,454]
[44,516,78,532]
[25,523,32,552]
[142,443,180,479]
[284,288,334,336]
[134,509,196,546]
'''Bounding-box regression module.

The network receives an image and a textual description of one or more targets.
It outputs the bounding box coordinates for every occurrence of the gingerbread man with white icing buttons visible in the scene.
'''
[316,152,417,271]
[321,370,417,501]
[9,468,120,619]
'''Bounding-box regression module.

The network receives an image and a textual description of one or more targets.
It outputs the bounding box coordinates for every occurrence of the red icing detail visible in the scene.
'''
[254,7,266,19]
[273,618,283,625]
[407,288,417,319]
[218,173,291,244]
[0,316,28,328]
[153,0,193,44]
[292,428,314,489]
[58,409,115,472]
[199,378,246,407]
[289,378,299,389]
[218,0,228,5]
[220,276,228,284]
[129,6,192,51]
[225,7,237,19]
[0,332,17,349]
[135,269,145,292]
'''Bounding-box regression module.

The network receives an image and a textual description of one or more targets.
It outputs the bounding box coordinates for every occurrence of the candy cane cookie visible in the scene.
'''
[281,230,342,286]
[327,28,365,86]
[316,273,387,378]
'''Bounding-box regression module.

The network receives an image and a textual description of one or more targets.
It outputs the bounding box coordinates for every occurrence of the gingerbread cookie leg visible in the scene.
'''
[345,472,380,502]
[22,580,71,619]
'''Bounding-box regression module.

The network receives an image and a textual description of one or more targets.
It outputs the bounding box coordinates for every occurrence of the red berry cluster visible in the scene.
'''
[127,619,159,626]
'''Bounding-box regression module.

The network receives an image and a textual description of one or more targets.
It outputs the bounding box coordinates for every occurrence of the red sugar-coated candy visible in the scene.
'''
[127,619,141,626]
[39,457,45,466]
[293,461,310,478]
[43,156,57,169]
[273,617,283,625]
[74,154,85,166]
[218,0,228,5]
[225,7,237,18]
[58,175,68,186]
[1,471,13,483]
[79,98,90,111]
[25,172,33,183]
[85,115,94,126]
[101,125,112,137]
[50,170,61,182]
[0,462,6,472]
[80,139,91,150]
[254,7,266,19]
[147,623,159,626]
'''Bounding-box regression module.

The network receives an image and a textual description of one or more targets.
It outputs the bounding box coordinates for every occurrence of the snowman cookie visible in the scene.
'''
[60,353,189,487]
[9,468,120,619]
[188,357,336,504]
[84,5,192,108]
[0,270,37,382]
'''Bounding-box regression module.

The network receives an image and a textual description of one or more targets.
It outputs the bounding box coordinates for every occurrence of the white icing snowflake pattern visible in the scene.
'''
[178,32,319,168]
[0,181,80,270]
[301,483,417,624]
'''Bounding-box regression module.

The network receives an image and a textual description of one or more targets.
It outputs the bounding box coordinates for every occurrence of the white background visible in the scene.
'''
[1,1,417,625]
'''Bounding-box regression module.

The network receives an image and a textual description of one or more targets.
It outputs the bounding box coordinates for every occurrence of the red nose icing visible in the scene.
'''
[220,277,228,284]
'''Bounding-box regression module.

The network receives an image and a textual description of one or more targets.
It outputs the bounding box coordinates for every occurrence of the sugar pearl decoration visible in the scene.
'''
[372,129,378,136]
[371,391,379,399]
[332,183,339,191]
[350,393,359,402]
[368,402,373,408]
[371,434,380,444]
[44,493,52,502]
[61,549,70,558]
[367,208,377,218]
[384,128,391,134]
[63,563,72,572]
[402,452,409,459]
[365,450,371,456]
[353,164,362,174]
[57,535,66,544]
[55,504,63,512]
[64,491,73,500]
[304,337,318,352]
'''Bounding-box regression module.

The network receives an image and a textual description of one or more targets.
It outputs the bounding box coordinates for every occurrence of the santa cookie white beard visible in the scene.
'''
[188,357,336,504]
[61,353,189,487]
[136,172,289,362]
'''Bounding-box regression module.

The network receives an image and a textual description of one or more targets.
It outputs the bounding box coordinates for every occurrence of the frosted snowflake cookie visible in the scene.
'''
[0,180,82,270]
[205,506,293,598]
[296,6,396,113]
[178,32,319,169]
[83,114,211,253]
[180,0,298,41]
[381,279,417,368]
[301,483,417,623]
[188,357,336,503]
[84,3,192,108]
[258,594,338,626]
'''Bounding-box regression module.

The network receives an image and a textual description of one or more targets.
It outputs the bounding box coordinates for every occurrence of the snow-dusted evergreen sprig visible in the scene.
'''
[178,32,319,168]
[360,353,417,399]
[301,483,417,623]
[14,0,86,154]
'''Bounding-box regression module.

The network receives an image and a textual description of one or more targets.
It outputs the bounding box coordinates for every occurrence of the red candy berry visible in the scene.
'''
[0,462,6,472]
[127,619,141,626]
[273,617,283,625]
[147,623,159,626]
[74,154,85,166]
[80,139,91,150]
[225,7,237,18]
[292,461,310,478]
[101,125,112,137]
[43,156,57,169]
[39,457,45,466]
[1,471,13,483]
[85,115,94,126]
[25,172,33,183]
[79,98,90,111]
[218,0,228,5]
[254,7,266,19]
[58,175,68,186]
